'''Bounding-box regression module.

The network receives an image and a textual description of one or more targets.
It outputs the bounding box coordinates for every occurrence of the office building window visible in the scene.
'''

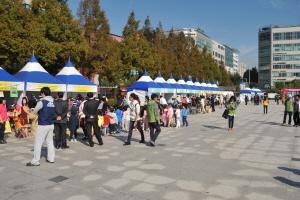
[273,43,300,51]
[273,54,300,61]
[273,64,300,69]
[273,32,300,41]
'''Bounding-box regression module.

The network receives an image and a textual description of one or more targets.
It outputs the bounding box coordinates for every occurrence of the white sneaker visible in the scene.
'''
[70,139,74,142]
[74,139,77,142]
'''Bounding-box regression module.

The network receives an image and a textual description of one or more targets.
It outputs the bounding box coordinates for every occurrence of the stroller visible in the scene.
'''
[13,117,27,138]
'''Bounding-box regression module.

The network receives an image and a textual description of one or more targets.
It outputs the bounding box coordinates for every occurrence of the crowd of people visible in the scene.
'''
[2,86,294,166]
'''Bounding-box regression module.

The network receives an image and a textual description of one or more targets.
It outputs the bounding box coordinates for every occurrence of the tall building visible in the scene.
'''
[238,61,247,77]
[233,52,239,74]
[258,25,300,89]
[211,40,225,64]
[165,28,212,52]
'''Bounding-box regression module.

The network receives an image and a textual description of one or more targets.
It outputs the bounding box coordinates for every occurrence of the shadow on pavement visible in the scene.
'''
[202,125,223,130]
[256,121,282,126]
[278,167,300,176]
[274,176,300,188]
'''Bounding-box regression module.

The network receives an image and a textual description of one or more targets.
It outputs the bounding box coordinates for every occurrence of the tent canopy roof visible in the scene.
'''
[55,60,96,85]
[14,55,63,84]
[0,67,23,82]
[127,72,161,92]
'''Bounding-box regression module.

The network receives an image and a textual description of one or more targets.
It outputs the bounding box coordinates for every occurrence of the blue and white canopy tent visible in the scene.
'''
[55,60,97,98]
[0,67,24,104]
[212,82,222,94]
[200,80,209,94]
[240,87,252,102]
[240,87,252,94]
[206,81,214,94]
[127,72,163,105]
[154,73,176,102]
[177,77,195,94]
[194,79,205,95]
[166,75,186,94]
[186,77,199,93]
[252,87,264,95]
[153,74,176,93]
[15,55,66,94]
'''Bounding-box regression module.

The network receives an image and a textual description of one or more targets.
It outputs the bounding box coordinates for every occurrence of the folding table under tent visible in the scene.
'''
[177,77,195,94]
[166,75,186,94]
[14,55,66,97]
[127,72,163,105]
[55,60,97,99]
[0,67,24,104]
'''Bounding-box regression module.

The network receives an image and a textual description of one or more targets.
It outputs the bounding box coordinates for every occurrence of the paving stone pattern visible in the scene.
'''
[0,101,300,200]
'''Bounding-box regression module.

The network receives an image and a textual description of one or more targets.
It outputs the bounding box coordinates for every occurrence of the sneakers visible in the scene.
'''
[139,140,145,143]
[74,139,77,142]
[282,123,286,125]
[26,162,40,166]
[46,159,54,163]
[70,139,74,142]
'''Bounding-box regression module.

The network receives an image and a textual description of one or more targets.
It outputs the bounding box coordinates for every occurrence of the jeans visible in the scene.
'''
[228,116,234,128]
[283,111,292,124]
[263,105,268,114]
[117,122,122,132]
[127,120,144,142]
[196,104,200,113]
[148,122,161,142]
[182,116,188,125]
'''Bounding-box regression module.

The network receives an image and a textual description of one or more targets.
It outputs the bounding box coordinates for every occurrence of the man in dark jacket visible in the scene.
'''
[54,92,69,149]
[210,95,215,112]
[83,92,103,147]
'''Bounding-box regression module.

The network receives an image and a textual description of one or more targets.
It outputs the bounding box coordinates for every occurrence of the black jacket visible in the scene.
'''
[54,99,68,124]
[83,98,100,122]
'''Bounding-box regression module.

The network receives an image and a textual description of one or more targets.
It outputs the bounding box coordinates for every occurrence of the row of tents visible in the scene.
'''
[0,55,97,103]
[127,72,223,94]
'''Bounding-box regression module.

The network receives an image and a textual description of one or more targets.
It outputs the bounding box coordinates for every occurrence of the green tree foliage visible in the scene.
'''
[120,12,160,84]
[0,0,87,75]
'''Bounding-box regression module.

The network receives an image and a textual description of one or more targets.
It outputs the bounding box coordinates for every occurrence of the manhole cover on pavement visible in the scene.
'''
[291,158,300,161]
[48,176,69,183]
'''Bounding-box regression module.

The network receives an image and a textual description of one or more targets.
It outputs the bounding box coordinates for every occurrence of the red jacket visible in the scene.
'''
[103,114,110,125]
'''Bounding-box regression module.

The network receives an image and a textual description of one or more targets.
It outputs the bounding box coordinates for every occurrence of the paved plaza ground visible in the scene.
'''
[1,101,300,200]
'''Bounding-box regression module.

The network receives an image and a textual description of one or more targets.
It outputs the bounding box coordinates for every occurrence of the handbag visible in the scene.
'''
[222,109,229,119]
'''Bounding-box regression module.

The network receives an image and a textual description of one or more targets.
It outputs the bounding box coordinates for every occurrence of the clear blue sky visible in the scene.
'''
[68,0,300,69]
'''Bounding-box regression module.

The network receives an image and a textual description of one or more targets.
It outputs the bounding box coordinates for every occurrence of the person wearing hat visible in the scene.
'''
[283,95,293,125]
